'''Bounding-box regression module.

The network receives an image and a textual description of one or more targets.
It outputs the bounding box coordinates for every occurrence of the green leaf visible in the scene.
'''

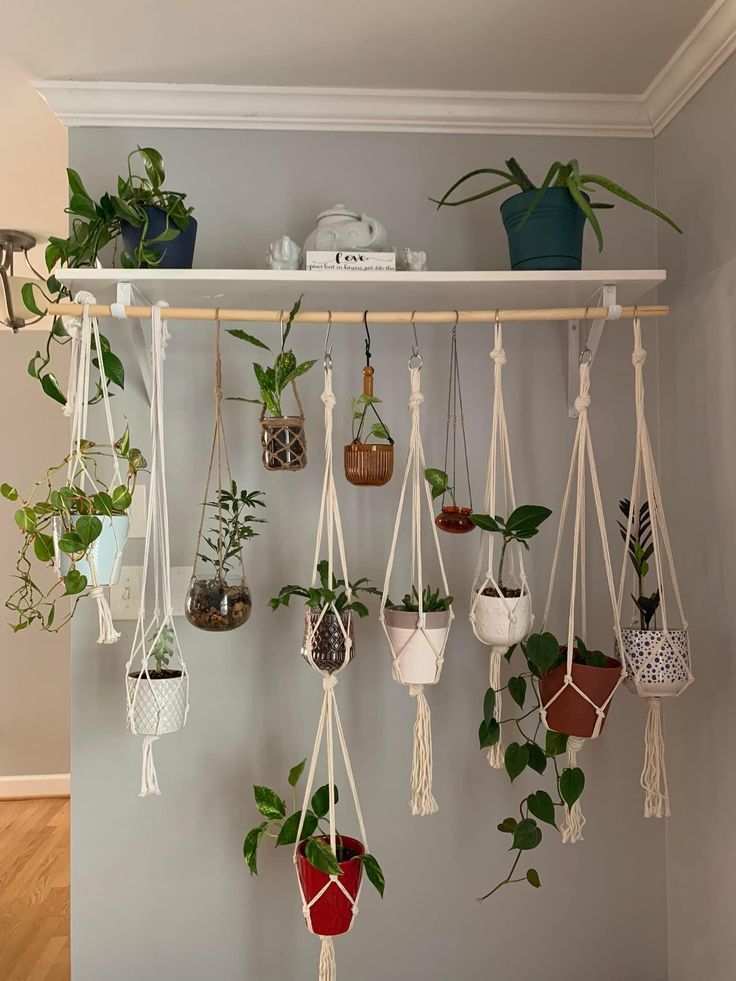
[253,786,286,820]
[95,351,125,388]
[67,193,97,219]
[243,821,268,875]
[226,328,271,351]
[92,492,115,516]
[580,173,683,234]
[479,718,500,750]
[512,818,542,851]
[527,790,556,827]
[1,483,18,501]
[304,838,343,877]
[63,569,88,596]
[74,515,103,548]
[469,513,503,533]
[21,282,44,317]
[137,146,165,189]
[360,854,385,897]
[504,742,529,783]
[545,730,568,758]
[33,533,55,563]
[497,817,518,834]
[311,783,339,819]
[483,686,496,726]
[288,758,306,787]
[424,468,449,500]
[111,486,132,512]
[40,373,66,405]
[66,168,92,201]
[280,359,318,391]
[58,532,85,555]
[560,767,585,808]
[505,505,553,535]
[114,427,131,458]
[276,809,318,846]
[430,167,516,208]
[526,868,541,888]
[524,632,561,674]
[567,175,603,251]
[15,507,36,532]
[508,675,527,708]
[526,743,547,775]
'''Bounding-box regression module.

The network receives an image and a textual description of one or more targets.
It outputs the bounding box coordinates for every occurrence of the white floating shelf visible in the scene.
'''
[56,268,665,316]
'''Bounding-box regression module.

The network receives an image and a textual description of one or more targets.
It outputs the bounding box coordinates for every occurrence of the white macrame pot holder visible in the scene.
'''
[293,360,369,981]
[540,353,626,843]
[125,303,189,797]
[616,317,693,818]
[380,360,454,817]
[469,321,533,768]
[55,293,130,644]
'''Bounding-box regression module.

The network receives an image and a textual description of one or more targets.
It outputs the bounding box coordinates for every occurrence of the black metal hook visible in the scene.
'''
[363,310,372,366]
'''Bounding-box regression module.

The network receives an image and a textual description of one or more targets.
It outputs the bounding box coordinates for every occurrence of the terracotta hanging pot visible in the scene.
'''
[538,652,621,738]
[616,627,691,697]
[435,505,474,534]
[473,589,532,646]
[302,609,355,673]
[185,575,252,632]
[297,835,364,937]
[384,608,449,685]
[344,441,394,486]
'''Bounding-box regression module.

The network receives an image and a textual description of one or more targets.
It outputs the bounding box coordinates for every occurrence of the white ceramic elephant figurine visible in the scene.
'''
[266,236,302,270]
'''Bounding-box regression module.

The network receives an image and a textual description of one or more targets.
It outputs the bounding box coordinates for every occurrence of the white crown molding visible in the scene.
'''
[0,773,70,798]
[33,1,736,138]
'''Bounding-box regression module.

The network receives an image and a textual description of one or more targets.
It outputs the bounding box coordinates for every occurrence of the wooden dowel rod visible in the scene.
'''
[44,303,669,323]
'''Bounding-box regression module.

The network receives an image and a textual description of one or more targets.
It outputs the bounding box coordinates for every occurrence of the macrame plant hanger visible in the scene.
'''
[380,319,455,815]
[435,314,473,533]
[540,338,626,843]
[616,315,693,818]
[56,291,129,644]
[125,303,189,797]
[294,321,369,981]
[469,316,532,768]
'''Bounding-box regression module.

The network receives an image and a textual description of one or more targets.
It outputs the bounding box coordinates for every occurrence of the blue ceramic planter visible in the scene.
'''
[501,188,586,270]
[59,515,129,586]
[121,206,197,268]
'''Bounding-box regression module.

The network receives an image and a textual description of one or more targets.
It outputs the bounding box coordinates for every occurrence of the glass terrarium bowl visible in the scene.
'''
[185,575,252,631]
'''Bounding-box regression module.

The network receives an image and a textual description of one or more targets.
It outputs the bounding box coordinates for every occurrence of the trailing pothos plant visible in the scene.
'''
[269,560,380,618]
[431,157,682,252]
[424,467,456,506]
[22,145,193,404]
[469,505,552,595]
[351,393,392,443]
[386,584,453,613]
[228,295,317,418]
[2,428,145,633]
[618,498,660,629]
[243,758,385,896]
[478,631,595,899]
[197,483,266,578]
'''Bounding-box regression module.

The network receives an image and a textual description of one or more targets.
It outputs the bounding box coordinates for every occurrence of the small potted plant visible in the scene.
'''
[424,467,474,534]
[228,297,316,472]
[384,586,453,685]
[469,505,551,646]
[243,759,385,937]
[2,428,144,633]
[127,624,187,737]
[185,483,266,632]
[269,560,380,673]
[432,157,681,270]
[616,499,691,696]
[344,365,394,486]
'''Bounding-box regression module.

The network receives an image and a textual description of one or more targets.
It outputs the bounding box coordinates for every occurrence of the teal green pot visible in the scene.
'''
[500,188,586,270]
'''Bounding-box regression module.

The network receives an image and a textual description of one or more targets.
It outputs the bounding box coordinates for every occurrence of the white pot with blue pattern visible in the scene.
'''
[58,514,129,587]
[616,627,691,697]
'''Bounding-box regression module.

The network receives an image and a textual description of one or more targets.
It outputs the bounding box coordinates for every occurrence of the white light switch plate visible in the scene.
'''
[169,567,192,618]
[110,566,143,620]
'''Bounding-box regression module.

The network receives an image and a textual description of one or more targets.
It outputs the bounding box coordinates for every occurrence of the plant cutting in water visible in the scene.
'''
[243,758,385,895]
[469,505,552,596]
[425,467,455,506]
[351,393,392,442]
[618,498,660,629]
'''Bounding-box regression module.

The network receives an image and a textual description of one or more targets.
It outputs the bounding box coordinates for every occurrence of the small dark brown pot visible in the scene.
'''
[185,576,252,632]
[538,655,622,738]
[435,505,475,534]
[344,442,394,486]
[261,417,307,471]
[302,609,355,674]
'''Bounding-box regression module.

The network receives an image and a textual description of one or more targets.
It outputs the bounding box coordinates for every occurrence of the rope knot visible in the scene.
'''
[322,675,338,691]
[632,349,647,367]
[408,391,424,410]
[574,393,591,412]
[408,684,424,698]
[490,348,507,365]
[321,391,336,410]
[89,586,104,598]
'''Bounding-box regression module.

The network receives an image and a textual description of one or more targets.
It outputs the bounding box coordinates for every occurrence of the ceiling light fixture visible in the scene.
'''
[0,230,44,332]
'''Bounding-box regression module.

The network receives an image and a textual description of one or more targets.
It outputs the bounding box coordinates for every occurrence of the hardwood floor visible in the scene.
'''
[0,798,70,980]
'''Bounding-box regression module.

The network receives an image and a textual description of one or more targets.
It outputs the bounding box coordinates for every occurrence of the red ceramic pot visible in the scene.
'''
[296,835,364,937]
[435,505,475,534]
[538,655,622,738]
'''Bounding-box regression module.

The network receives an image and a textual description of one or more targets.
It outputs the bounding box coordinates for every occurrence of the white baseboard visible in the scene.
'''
[0,773,70,798]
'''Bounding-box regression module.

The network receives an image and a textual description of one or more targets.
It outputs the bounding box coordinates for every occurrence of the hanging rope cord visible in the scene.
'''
[469,319,530,767]
[353,312,393,445]
[191,318,245,582]
[441,314,472,510]
[125,303,189,796]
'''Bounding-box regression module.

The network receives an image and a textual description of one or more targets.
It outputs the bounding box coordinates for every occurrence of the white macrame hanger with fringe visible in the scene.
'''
[294,320,368,981]
[616,315,693,818]
[124,302,189,797]
[541,342,626,843]
[469,315,531,768]
[56,293,127,644]
[379,318,455,816]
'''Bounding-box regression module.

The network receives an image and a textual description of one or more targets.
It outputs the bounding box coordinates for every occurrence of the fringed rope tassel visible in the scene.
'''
[139,735,161,797]
[560,735,586,844]
[409,684,438,816]
[318,937,336,981]
[487,646,505,769]
[642,697,671,818]
[90,586,121,645]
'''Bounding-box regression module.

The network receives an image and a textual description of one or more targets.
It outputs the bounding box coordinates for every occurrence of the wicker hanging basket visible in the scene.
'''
[260,381,307,472]
[344,362,394,486]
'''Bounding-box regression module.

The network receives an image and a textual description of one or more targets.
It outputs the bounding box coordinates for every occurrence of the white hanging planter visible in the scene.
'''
[384,609,450,686]
[58,514,129,587]
[472,590,532,647]
[126,671,187,737]
[617,627,691,697]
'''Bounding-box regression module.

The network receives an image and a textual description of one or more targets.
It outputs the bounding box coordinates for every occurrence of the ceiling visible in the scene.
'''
[2,0,714,94]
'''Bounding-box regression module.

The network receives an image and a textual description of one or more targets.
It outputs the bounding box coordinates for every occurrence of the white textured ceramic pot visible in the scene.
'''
[616,627,691,697]
[126,671,187,736]
[472,590,532,647]
[59,514,129,586]
[384,609,450,686]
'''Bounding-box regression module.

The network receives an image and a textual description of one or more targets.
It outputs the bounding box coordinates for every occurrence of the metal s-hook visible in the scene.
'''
[579,305,592,364]
[363,310,372,366]
[324,311,333,369]
[408,311,423,369]
[451,309,459,339]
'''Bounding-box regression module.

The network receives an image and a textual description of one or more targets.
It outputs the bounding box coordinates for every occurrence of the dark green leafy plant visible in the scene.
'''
[2,429,145,633]
[243,759,385,896]
[228,296,317,418]
[424,468,455,506]
[431,157,682,252]
[469,505,552,593]
[351,394,392,443]
[197,483,266,578]
[618,498,660,629]
[386,585,453,614]
[269,559,380,618]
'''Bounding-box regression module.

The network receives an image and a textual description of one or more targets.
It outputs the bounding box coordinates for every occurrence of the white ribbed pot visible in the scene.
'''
[58,514,129,586]
[616,627,691,697]
[126,671,187,736]
[472,590,532,647]
[384,608,450,686]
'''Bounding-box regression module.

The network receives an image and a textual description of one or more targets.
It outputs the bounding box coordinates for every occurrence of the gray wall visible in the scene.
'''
[656,55,736,981]
[70,129,667,980]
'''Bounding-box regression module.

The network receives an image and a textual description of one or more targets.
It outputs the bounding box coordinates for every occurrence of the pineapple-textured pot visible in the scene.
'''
[261,417,307,471]
[473,589,532,647]
[302,609,355,673]
[126,670,187,736]
[616,627,691,697]
[538,655,621,738]
[384,608,450,685]
[344,441,394,486]
[297,835,364,937]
